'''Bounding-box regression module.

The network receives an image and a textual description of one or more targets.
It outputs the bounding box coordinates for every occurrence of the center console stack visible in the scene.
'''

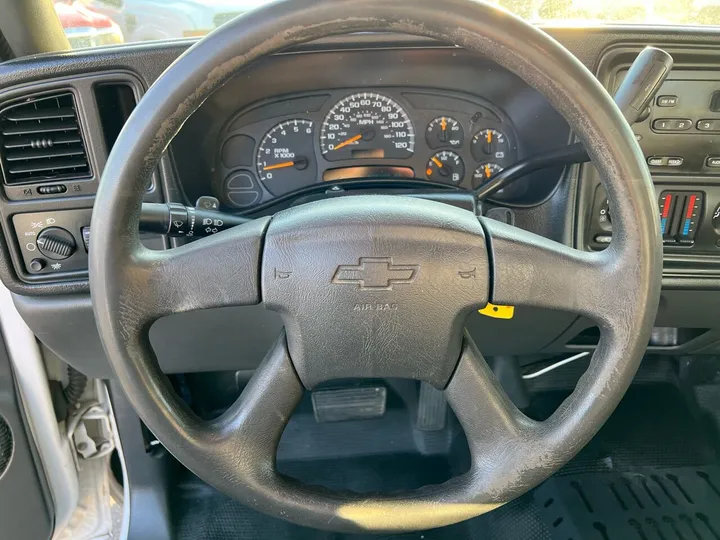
[581,45,720,279]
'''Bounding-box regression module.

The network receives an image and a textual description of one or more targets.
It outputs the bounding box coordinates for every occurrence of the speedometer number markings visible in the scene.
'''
[320,93,415,160]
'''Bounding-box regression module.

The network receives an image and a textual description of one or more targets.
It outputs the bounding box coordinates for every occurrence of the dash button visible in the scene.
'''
[656,95,677,107]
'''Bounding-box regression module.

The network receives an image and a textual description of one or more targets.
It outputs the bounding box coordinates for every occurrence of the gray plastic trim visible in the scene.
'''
[0,279,78,534]
[99,380,129,540]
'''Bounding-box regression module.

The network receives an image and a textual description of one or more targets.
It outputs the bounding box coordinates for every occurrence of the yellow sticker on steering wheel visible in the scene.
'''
[479,303,515,319]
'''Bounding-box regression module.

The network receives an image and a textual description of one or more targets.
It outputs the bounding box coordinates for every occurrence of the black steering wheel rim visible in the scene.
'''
[90,0,662,533]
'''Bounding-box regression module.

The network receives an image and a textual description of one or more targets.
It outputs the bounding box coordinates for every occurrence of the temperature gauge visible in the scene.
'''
[426,116,463,148]
[472,129,508,162]
[426,151,465,184]
[472,163,504,187]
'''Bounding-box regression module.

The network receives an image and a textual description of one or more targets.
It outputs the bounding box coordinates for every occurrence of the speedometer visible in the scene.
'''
[320,92,415,161]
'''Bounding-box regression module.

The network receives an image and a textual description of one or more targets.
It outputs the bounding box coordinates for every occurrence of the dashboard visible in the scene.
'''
[6,23,720,540]
[1,30,720,380]
[172,46,570,214]
[214,88,519,208]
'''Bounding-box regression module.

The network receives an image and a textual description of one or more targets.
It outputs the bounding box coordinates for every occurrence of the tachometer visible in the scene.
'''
[256,119,316,196]
[320,92,415,161]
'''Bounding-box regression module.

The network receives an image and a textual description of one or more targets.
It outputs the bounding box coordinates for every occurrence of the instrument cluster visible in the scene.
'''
[215,88,520,209]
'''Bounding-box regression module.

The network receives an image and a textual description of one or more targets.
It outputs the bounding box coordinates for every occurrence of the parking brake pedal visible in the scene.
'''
[417,382,447,431]
[311,387,386,423]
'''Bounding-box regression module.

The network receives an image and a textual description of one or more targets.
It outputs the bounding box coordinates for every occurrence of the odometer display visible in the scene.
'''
[320,93,415,161]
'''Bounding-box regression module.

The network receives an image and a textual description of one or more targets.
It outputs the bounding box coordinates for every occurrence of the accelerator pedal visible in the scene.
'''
[416,382,447,431]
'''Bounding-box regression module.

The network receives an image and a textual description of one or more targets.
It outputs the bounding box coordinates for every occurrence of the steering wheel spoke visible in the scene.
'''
[447,336,538,463]
[483,218,616,326]
[118,217,270,326]
[177,331,305,481]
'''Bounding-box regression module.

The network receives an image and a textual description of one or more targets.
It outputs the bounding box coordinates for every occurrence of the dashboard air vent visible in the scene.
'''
[0,92,90,185]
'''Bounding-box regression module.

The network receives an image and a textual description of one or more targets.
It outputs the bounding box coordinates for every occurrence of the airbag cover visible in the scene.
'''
[262,195,489,388]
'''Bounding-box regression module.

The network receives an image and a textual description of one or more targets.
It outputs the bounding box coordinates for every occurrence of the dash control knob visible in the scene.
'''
[36,227,77,260]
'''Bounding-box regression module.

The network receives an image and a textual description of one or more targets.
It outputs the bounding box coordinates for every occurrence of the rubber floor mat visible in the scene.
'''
[527,384,718,475]
[277,454,452,493]
[534,466,720,540]
[172,384,719,539]
[172,474,548,540]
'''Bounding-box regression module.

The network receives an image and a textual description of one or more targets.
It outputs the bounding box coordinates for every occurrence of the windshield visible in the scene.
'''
[55,0,720,49]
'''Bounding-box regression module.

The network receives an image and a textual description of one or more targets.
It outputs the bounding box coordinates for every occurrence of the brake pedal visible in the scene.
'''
[311,386,386,423]
[417,382,447,431]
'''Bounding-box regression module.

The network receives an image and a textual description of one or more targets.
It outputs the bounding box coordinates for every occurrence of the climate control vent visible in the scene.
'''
[0,92,90,185]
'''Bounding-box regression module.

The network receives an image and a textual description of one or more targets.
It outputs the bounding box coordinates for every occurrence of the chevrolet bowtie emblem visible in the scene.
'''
[332,257,419,290]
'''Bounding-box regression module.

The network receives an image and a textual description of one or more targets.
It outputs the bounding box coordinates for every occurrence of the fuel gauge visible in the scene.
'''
[426,151,465,184]
[426,116,463,148]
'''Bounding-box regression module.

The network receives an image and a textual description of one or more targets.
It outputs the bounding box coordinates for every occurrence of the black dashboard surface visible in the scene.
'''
[2,28,720,377]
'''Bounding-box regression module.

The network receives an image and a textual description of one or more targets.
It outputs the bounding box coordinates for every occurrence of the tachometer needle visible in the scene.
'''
[263,157,309,172]
[263,161,295,171]
[332,133,363,151]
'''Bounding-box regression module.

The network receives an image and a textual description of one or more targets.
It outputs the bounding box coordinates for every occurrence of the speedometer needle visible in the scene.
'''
[332,133,363,151]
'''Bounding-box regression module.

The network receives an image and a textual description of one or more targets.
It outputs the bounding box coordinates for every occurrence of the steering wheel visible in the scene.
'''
[90,0,661,533]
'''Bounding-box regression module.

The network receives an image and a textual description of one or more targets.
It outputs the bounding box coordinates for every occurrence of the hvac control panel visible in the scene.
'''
[587,185,720,253]
[658,191,703,245]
